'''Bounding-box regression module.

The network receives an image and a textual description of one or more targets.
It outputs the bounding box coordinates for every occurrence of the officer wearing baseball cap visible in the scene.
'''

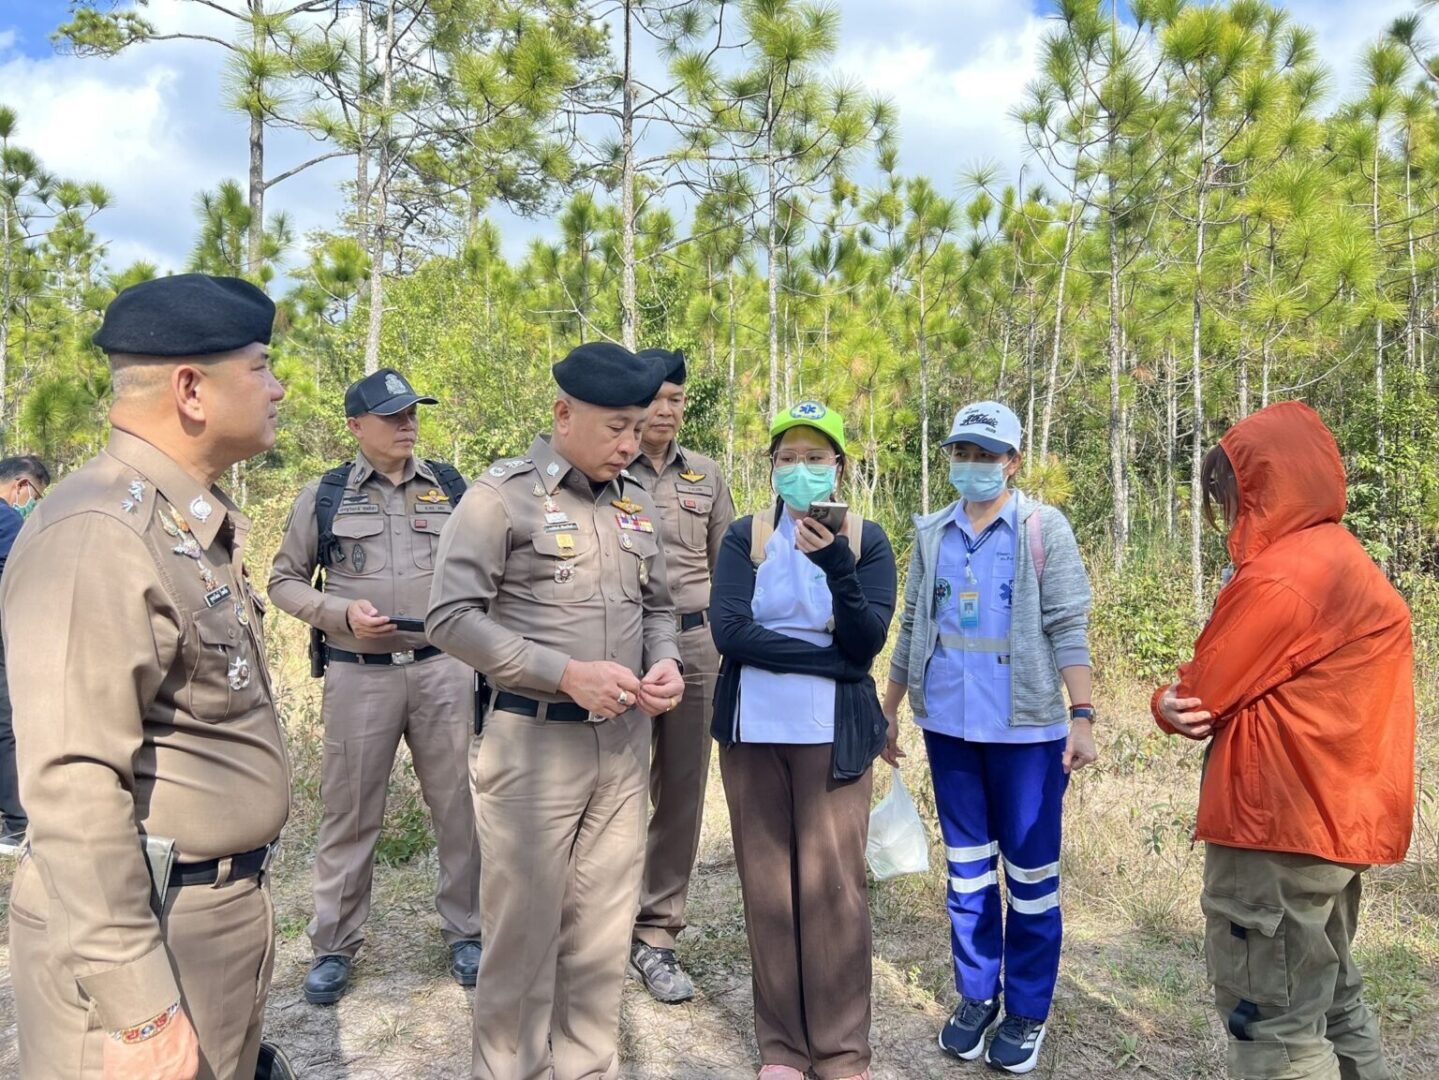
[269,367,481,1004]
[5,273,288,1078]
[427,340,684,1079]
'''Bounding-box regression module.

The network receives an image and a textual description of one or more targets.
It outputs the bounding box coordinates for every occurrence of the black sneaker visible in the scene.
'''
[938,996,1000,1061]
[985,1015,1046,1074]
[628,940,695,1004]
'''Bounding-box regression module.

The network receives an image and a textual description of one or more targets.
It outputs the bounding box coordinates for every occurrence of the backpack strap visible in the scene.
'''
[750,506,865,566]
[425,459,468,506]
[1027,510,1046,585]
[314,462,355,574]
[841,512,863,560]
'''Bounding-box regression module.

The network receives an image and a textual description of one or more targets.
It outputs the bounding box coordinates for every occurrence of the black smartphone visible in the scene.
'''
[808,501,848,532]
[388,616,426,634]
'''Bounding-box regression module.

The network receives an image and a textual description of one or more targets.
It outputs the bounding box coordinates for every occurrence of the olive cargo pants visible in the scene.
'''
[1202,843,1391,1080]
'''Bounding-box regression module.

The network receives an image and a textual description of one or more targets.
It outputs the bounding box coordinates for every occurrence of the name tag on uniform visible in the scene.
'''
[337,503,380,515]
[205,584,233,608]
[545,521,579,533]
[959,591,981,629]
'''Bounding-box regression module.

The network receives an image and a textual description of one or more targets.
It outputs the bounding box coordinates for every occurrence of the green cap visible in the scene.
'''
[769,400,848,455]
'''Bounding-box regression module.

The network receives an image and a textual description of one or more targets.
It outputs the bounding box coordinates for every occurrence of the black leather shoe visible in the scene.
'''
[303,954,352,1005]
[450,939,482,987]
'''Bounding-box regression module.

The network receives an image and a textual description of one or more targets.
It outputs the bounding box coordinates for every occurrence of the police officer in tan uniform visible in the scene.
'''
[427,342,686,1080]
[625,348,734,1003]
[268,368,482,1004]
[3,274,288,1080]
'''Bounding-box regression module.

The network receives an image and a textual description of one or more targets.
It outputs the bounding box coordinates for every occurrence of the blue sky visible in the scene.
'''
[0,0,1416,282]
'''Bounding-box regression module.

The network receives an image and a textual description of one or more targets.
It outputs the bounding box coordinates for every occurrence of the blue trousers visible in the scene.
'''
[924,730,1068,1022]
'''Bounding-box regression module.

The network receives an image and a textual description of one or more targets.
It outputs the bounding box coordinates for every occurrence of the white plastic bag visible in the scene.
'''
[865,766,930,880]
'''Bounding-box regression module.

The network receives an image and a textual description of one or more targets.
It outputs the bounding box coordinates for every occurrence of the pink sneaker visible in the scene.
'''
[757,1067,805,1080]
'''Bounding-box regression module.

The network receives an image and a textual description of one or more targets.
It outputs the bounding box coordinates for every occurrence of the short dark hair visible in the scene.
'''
[0,455,51,488]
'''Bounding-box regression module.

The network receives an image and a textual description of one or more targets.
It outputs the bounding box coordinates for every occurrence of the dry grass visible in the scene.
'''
[0,609,1436,1078]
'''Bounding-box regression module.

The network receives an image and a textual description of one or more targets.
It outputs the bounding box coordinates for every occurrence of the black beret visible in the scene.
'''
[636,347,686,386]
[552,342,665,408]
[93,273,275,358]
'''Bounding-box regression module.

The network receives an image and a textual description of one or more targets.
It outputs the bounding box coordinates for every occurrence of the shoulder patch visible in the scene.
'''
[482,457,537,483]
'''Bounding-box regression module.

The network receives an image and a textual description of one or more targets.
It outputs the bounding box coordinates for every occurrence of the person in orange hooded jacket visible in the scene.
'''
[1154,401,1414,1080]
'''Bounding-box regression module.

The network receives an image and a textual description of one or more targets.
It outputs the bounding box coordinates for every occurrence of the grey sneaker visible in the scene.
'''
[629,940,695,1004]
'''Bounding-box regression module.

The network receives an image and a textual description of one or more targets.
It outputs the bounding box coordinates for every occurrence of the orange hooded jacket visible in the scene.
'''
[1151,401,1415,865]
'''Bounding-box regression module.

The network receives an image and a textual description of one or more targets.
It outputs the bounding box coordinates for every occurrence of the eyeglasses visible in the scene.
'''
[773,451,838,467]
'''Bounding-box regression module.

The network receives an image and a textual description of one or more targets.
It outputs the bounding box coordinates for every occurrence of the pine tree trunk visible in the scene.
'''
[726,267,738,474]
[247,0,265,277]
[918,251,931,515]
[619,2,638,351]
[1190,115,1209,616]
[1040,206,1079,462]
[766,106,779,418]
[1165,343,1176,540]
[355,0,370,241]
[1023,291,1037,463]
[363,0,395,376]
[1107,164,1126,569]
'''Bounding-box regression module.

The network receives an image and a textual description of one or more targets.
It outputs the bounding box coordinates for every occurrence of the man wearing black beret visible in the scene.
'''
[625,348,735,1004]
[428,340,684,1080]
[4,273,289,1079]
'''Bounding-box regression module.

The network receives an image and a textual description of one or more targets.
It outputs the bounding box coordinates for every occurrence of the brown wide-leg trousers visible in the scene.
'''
[720,741,874,1080]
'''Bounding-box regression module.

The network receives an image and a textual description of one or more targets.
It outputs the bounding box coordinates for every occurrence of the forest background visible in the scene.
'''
[2,0,1439,1076]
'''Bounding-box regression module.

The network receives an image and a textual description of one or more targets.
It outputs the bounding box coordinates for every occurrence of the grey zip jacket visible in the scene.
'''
[889,488,1091,725]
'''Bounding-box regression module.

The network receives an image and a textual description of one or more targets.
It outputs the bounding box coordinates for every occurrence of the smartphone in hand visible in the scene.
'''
[388,616,426,634]
[808,501,848,533]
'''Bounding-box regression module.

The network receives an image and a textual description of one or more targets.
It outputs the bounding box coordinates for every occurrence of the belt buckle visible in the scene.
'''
[391,650,416,666]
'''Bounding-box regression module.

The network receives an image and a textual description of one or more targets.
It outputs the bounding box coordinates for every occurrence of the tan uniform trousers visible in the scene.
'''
[1202,842,1391,1080]
[309,652,480,958]
[10,854,274,1080]
[634,622,720,949]
[720,742,874,1080]
[469,707,650,1080]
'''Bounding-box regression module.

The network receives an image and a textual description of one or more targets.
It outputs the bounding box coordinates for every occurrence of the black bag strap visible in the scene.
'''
[314,462,355,575]
[424,459,468,506]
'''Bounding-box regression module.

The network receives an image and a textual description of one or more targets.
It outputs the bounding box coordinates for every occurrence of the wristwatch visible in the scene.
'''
[1068,704,1096,723]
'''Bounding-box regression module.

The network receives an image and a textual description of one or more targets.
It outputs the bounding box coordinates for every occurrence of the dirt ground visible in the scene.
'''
[0,673,1435,1079]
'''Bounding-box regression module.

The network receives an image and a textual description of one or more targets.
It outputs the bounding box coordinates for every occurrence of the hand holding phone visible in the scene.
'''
[388,616,426,634]
[808,501,848,532]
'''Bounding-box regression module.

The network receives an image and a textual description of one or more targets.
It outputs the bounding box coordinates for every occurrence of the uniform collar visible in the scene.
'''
[951,491,1018,538]
[633,440,686,475]
[350,451,428,489]
[105,428,243,550]
[529,434,625,500]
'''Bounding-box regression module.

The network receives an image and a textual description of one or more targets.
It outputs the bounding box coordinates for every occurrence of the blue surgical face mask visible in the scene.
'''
[949,460,1008,503]
[13,482,37,519]
[773,463,837,512]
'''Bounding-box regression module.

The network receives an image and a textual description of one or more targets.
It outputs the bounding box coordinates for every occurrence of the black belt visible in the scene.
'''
[170,843,276,888]
[490,691,589,724]
[326,645,443,667]
[678,611,707,631]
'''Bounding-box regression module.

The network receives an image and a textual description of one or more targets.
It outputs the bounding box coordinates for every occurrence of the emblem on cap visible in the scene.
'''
[189,496,213,523]
[961,409,999,430]
[791,401,826,420]
[384,373,408,396]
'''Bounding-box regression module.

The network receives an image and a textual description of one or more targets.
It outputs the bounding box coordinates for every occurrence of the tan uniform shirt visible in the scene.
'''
[626,442,733,614]
[427,435,681,698]
[268,452,457,653]
[1,430,289,1029]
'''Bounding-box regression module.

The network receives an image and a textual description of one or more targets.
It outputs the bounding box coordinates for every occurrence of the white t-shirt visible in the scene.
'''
[736,513,837,744]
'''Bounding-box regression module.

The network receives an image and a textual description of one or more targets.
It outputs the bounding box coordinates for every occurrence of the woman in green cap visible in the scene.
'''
[708,401,898,1080]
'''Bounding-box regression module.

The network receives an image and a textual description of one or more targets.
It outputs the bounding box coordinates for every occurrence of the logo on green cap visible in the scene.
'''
[791,401,827,420]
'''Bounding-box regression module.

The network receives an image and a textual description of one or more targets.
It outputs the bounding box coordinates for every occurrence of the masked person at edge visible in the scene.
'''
[882,401,1096,1075]
[709,401,897,1080]
[1155,401,1414,1080]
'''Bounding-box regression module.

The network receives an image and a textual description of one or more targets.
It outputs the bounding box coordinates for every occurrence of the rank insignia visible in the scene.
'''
[679,470,705,483]
[611,498,644,515]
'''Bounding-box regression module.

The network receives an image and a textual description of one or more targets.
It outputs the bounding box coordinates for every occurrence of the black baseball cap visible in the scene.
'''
[344,368,438,418]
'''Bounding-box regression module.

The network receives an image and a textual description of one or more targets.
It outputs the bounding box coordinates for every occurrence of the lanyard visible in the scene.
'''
[960,518,1004,584]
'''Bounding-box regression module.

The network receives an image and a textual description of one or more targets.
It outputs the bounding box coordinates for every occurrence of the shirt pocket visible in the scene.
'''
[675,486,714,550]
[330,514,388,577]
[530,530,596,602]
[410,514,444,570]
[186,603,263,722]
[618,530,659,601]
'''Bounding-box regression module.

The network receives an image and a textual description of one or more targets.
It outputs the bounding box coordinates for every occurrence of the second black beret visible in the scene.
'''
[93,273,276,358]
[552,341,665,408]
[636,347,686,386]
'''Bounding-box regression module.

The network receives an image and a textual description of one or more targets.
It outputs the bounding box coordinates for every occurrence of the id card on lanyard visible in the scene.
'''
[958,518,1003,629]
